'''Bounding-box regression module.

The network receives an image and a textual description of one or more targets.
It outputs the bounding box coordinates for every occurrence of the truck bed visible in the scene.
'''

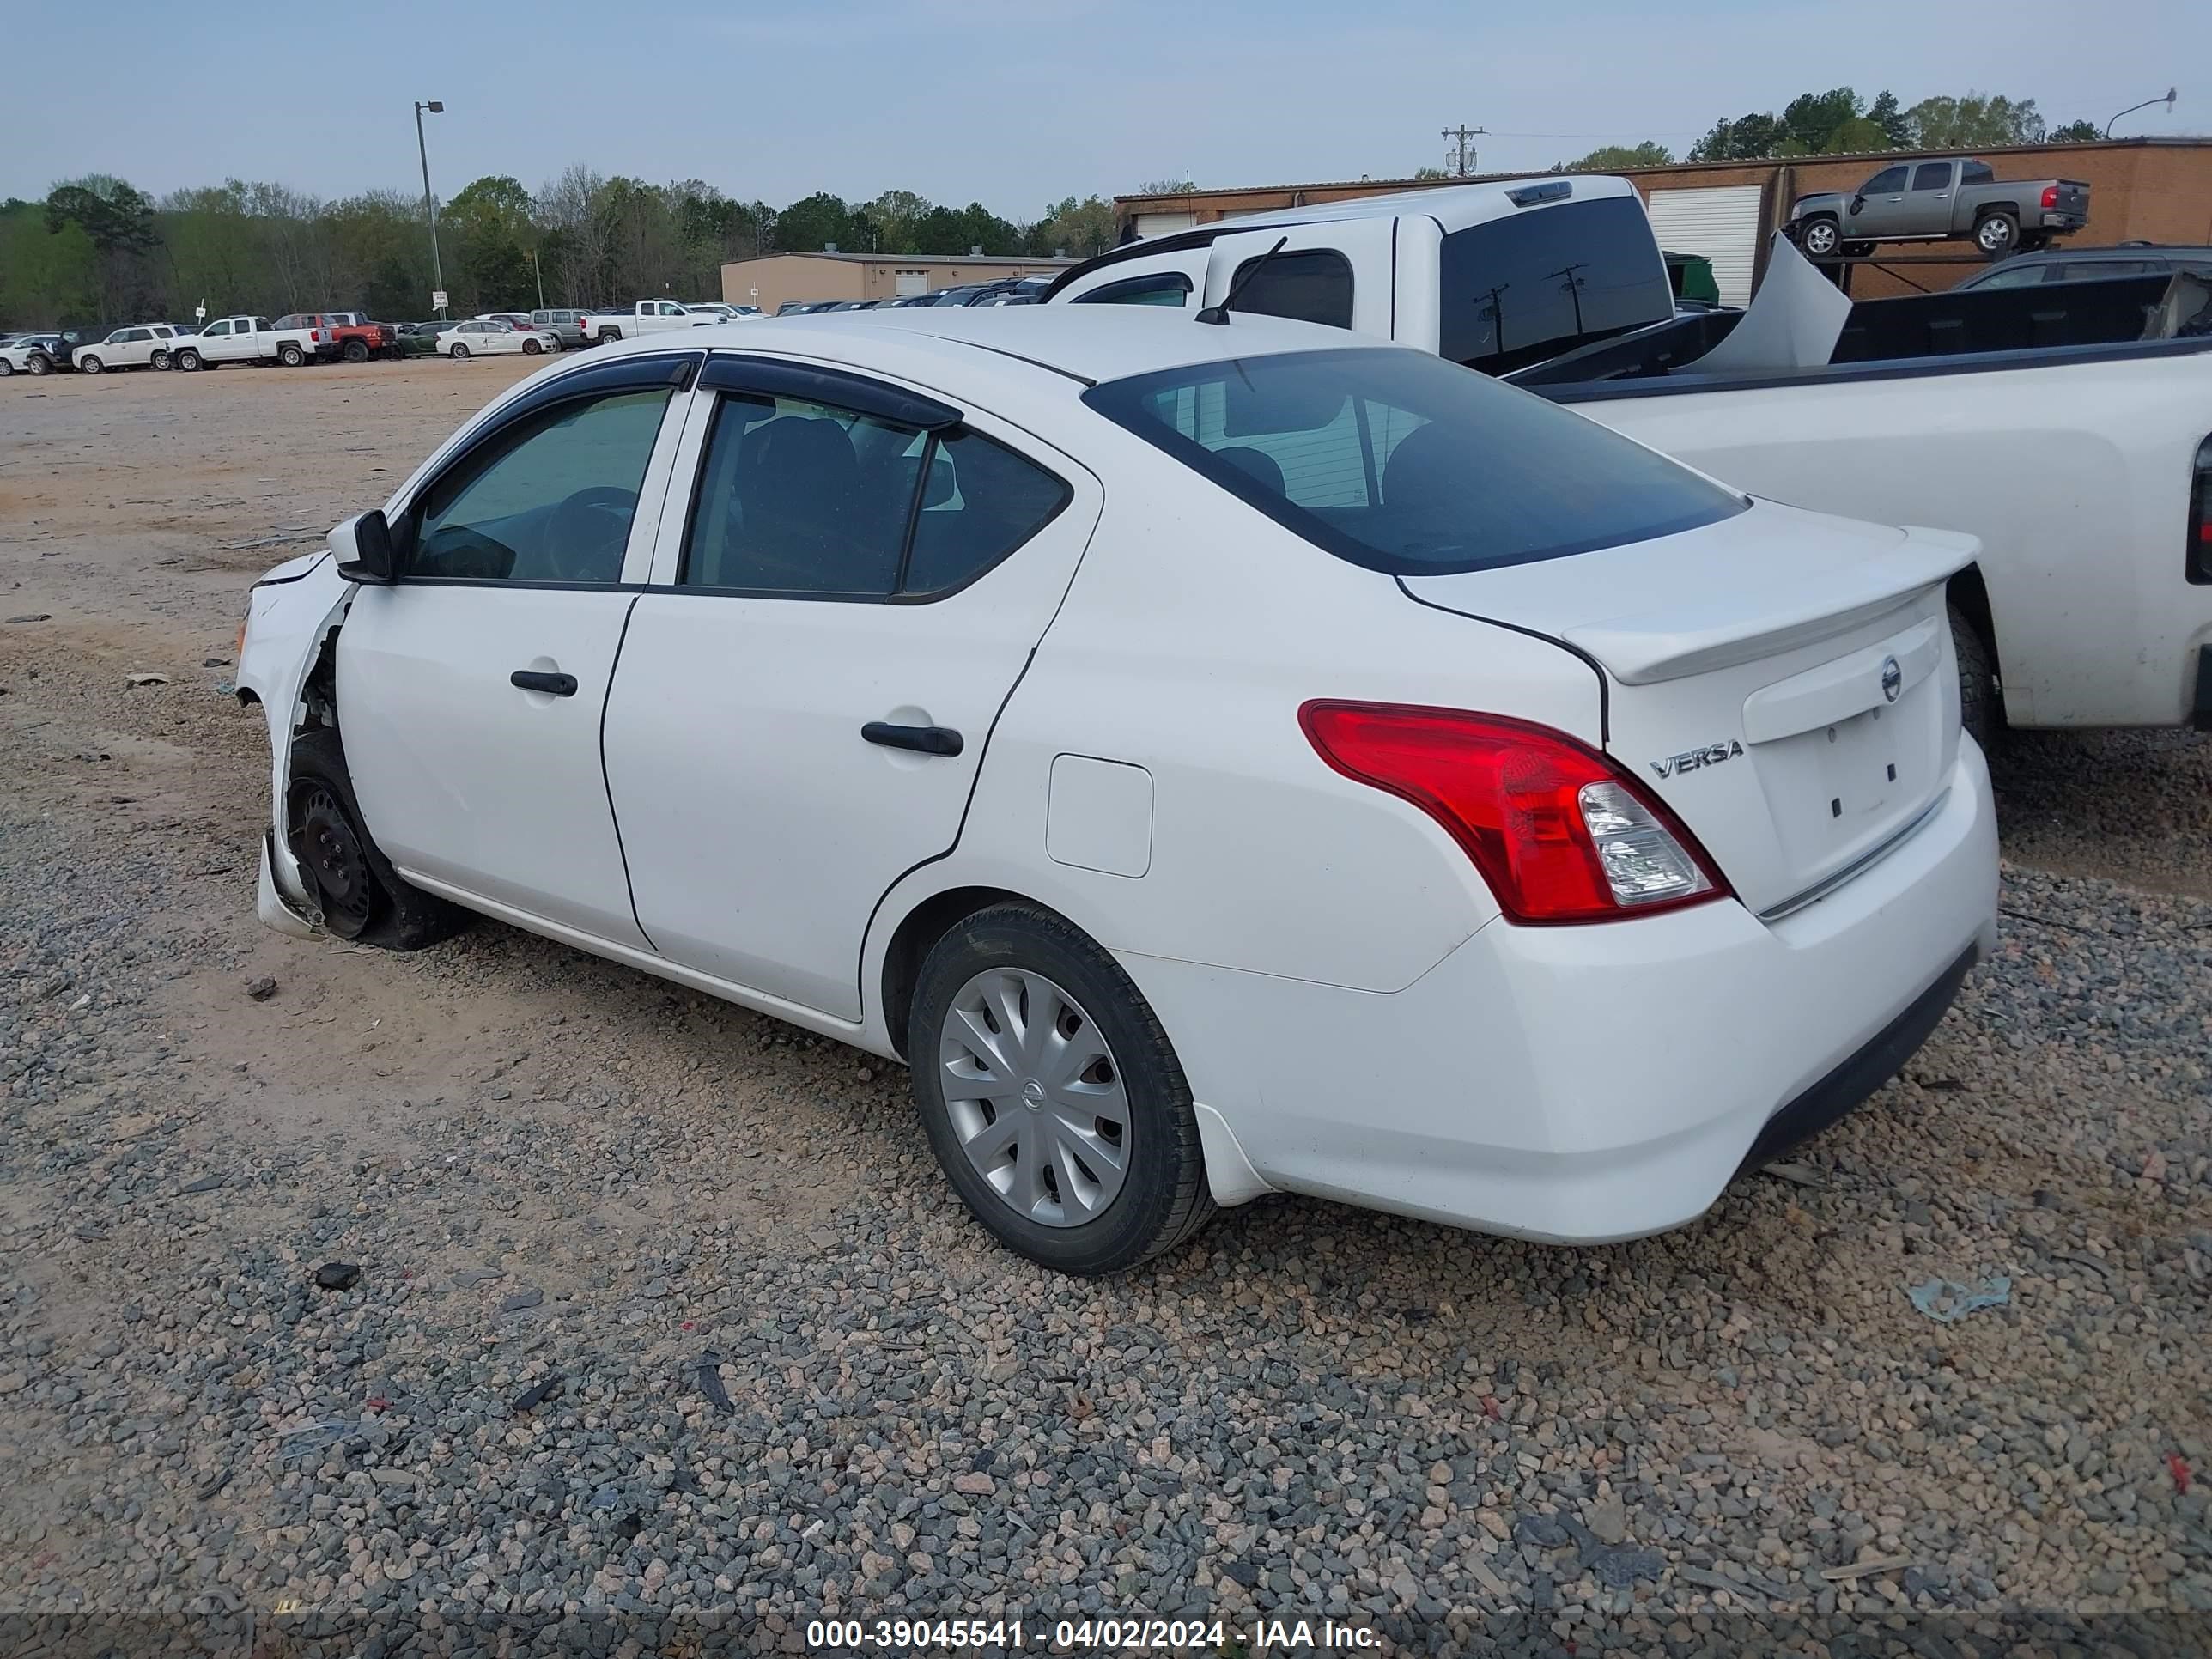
[1510,273,2209,398]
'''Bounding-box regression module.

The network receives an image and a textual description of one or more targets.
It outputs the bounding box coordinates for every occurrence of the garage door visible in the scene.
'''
[1132,211,1197,240]
[1644,186,1765,307]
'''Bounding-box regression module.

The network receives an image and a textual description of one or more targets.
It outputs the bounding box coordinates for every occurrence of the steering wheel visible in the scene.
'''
[543,486,637,582]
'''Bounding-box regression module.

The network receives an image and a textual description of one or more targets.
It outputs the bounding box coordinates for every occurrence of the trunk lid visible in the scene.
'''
[1401,501,1975,917]
[2050,180,2090,218]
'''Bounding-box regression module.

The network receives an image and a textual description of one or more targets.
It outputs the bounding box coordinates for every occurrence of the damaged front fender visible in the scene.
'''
[236,550,355,928]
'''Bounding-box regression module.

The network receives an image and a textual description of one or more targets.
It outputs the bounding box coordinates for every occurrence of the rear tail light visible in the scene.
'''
[1300,702,1729,924]
[2191,435,2212,585]
[311,329,322,343]
[2040,185,2059,210]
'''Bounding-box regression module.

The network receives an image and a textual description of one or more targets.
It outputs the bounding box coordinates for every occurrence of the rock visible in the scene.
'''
[313,1262,362,1291]
[500,1287,544,1313]
[5,613,52,623]
[951,1473,995,1496]
[125,672,171,687]
[1587,1498,1627,1546]
[1475,1510,1512,1541]
[245,975,277,1001]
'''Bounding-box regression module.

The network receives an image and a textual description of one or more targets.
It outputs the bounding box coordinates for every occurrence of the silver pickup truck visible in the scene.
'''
[1788,157,2089,258]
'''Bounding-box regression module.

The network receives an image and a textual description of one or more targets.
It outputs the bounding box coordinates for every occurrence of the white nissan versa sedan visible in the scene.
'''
[235,307,1999,1274]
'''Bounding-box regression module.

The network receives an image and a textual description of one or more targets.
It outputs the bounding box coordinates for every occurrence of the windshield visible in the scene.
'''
[1083,346,1745,576]
[1438,197,1675,374]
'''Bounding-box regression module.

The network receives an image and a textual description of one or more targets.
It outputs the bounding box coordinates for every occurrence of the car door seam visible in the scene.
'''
[1393,576,1613,744]
[600,592,660,955]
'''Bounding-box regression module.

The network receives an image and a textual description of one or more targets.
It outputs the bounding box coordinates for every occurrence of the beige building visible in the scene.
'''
[720,252,1077,313]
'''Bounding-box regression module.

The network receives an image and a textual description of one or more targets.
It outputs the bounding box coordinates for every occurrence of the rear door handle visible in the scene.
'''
[863,721,963,757]
[511,669,578,696]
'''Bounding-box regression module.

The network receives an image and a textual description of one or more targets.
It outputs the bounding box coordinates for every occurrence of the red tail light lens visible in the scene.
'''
[1300,702,1730,924]
[2191,435,2212,585]
[2040,185,2059,210]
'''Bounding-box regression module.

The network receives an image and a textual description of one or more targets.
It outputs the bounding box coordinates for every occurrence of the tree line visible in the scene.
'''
[0,170,1125,329]
[1556,87,2101,172]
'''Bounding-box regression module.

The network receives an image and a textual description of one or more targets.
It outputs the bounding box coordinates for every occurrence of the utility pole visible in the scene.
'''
[1442,124,1486,178]
[414,100,446,317]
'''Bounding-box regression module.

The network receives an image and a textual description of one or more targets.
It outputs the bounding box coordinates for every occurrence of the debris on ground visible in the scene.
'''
[508,1376,562,1413]
[313,1261,361,1291]
[244,975,276,1000]
[695,1351,734,1414]
[1906,1274,2012,1322]
[124,672,169,687]
[4,612,51,623]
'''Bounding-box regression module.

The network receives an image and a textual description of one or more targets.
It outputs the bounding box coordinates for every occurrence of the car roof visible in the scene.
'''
[571,304,1385,389]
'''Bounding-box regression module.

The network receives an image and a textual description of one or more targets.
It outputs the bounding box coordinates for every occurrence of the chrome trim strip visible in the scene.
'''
[1758,788,1951,923]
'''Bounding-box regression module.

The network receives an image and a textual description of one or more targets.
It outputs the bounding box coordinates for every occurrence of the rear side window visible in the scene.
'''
[2055,260,2152,281]
[1085,345,1745,576]
[1073,272,1193,307]
[1961,161,1995,184]
[1228,249,1353,329]
[682,394,1069,598]
[1437,197,1675,374]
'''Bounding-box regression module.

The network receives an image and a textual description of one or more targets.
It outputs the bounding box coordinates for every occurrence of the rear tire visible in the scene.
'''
[278,343,305,367]
[1973,210,2020,258]
[1950,602,1999,749]
[151,349,171,370]
[342,338,369,363]
[600,327,621,343]
[908,902,1217,1275]
[286,729,470,951]
[450,342,470,361]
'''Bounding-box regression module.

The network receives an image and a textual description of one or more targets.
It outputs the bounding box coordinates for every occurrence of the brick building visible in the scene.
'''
[1112,137,2212,302]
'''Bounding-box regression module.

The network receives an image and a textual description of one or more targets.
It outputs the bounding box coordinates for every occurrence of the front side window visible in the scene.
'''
[1969,263,2050,290]
[204,320,232,337]
[683,393,1068,598]
[1085,345,1746,576]
[1911,163,1953,191]
[1863,167,1910,193]
[1229,249,1354,329]
[406,387,674,584]
[1438,197,1675,374]
[1072,271,1194,307]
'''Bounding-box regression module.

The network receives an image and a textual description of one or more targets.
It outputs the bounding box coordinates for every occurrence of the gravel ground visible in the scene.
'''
[3,362,2211,1655]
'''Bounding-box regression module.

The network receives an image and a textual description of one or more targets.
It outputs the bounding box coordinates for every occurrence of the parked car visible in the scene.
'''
[1787,157,2089,259]
[324,313,399,360]
[1047,175,2212,737]
[0,331,70,376]
[391,322,447,356]
[474,312,538,332]
[531,307,590,348]
[74,322,189,374]
[576,300,716,343]
[234,307,1996,1274]
[1952,243,2212,293]
[436,319,557,359]
[173,316,339,370]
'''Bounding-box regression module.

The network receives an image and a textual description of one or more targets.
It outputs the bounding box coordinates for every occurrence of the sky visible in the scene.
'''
[3,0,2203,216]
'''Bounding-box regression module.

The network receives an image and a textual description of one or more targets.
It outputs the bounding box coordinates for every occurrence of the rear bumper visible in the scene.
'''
[1124,744,1999,1243]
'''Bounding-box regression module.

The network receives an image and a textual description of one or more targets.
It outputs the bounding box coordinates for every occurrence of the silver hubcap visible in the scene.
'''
[1979,222,2008,250]
[939,969,1130,1229]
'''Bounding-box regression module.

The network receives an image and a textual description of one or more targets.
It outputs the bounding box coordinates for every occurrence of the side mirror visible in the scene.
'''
[1849,195,1866,214]
[331,509,397,584]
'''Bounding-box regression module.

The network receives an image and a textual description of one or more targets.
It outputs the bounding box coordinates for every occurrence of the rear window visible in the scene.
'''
[1084,345,1745,576]
[1437,197,1675,374]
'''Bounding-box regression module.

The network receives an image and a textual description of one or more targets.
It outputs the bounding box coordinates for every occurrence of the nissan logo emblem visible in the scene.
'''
[1881,656,1902,702]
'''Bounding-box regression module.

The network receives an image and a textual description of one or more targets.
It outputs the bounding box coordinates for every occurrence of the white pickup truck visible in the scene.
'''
[1046,179,2212,736]
[577,300,717,344]
[172,315,338,371]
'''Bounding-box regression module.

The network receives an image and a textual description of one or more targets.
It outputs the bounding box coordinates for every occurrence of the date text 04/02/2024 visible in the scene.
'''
[804,1617,1382,1650]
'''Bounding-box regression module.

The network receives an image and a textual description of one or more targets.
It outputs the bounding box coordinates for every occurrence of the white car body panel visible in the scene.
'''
[238,310,2000,1244]
[1049,178,2212,729]
[436,322,559,356]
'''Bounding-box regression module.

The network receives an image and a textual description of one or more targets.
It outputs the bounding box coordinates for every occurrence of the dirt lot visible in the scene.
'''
[3,358,2210,1655]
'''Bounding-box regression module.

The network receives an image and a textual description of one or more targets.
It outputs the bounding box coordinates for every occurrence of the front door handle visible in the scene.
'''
[863,721,963,757]
[511,669,578,696]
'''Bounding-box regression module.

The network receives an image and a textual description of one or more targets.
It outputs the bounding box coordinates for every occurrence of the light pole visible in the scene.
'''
[530,247,545,309]
[2106,88,2177,138]
[414,100,446,317]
